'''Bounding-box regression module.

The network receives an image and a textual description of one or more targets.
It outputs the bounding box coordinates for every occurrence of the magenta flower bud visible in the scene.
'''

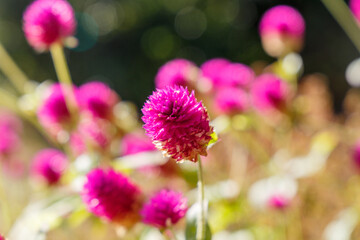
[155,59,197,89]
[200,58,231,90]
[77,118,114,150]
[0,126,19,155]
[31,148,68,185]
[142,86,214,162]
[37,83,76,130]
[352,140,360,169]
[267,195,289,210]
[218,63,255,88]
[251,74,289,112]
[214,87,249,115]
[259,5,305,57]
[141,189,187,229]
[121,133,156,156]
[78,81,119,119]
[82,168,142,225]
[23,0,76,51]
[351,0,360,23]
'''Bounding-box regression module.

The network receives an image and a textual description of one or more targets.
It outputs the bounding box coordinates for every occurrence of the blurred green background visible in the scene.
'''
[0,0,356,111]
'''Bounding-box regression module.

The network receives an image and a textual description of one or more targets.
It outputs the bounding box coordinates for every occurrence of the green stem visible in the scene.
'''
[321,0,360,53]
[50,43,77,116]
[196,155,205,240]
[0,43,30,94]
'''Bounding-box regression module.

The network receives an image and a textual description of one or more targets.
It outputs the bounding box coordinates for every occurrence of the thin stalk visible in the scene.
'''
[322,0,360,53]
[168,225,179,240]
[196,155,205,240]
[0,43,30,94]
[49,43,77,115]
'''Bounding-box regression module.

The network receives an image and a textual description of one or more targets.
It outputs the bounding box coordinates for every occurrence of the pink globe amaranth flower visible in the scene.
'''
[200,58,231,90]
[259,5,305,56]
[0,110,22,133]
[77,118,114,150]
[0,126,20,155]
[214,87,249,115]
[78,81,119,119]
[82,168,142,225]
[69,132,86,156]
[352,140,360,169]
[141,189,187,229]
[155,59,197,89]
[23,0,76,51]
[37,83,77,130]
[217,63,255,88]
[31,148,68,185]
[121,133,156,156]
[350,0,360,23]
[251,74,289,112]
[267,195,290,210]
[142,86,214,162]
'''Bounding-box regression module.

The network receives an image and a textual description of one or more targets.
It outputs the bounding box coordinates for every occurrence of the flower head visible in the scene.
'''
[82,168,142,225]
[155,59,197,89]
[31,148,68,185]
[78,81,119,119]
[142,86,214,162]
[77,118,114,150]
[350,0,360,23]
[200,58,230,90]
[251,74,289,112]
[121,133,156,156]
[0,126,20,156]
[259,5,305,56]
[214,87,249,115]
[141,189,187,229]
[23,0,76,51]
[217,63,255,88]
[37,83,76,130]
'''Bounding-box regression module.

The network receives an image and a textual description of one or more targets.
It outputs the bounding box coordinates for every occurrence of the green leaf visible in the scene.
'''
[185,203,212,240]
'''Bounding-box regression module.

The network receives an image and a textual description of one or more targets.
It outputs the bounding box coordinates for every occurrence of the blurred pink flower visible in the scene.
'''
[0,110,22,133]
[82,168,142,225]
[214,87,249,115]
[155,59,197,89]
[31,148,68,185]
[251,74,289,112]
[142,86,213,162]
[141,189,187,229]
[267,195,289,209]
[77,118,114,150]
[78,81,119,119]
[259,5,305,56]
[23,0,76,51]
[200,58,230,90]
[217,63,255,88]
[121,133,156,156]
[0,126,20,155]
[37,83,76,130]
[350,0,360,23]
[69,132,86,156]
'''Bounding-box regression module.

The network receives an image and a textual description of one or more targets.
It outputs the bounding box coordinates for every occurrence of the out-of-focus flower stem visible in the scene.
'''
[168,225,178,240]
[50,43,77,116]
[196,155,205,240]
[322,0,360,53]
[0,43,30,94]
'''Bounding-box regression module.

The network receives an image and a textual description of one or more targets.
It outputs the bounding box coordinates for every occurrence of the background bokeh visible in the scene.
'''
[0,0,356,111]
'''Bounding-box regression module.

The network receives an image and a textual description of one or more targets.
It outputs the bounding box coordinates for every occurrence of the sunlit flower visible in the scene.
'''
[82,168,142,226]
[251,73,289,112]
[37,83,77,135]
[31,148,68,185]
[200,58,230,90]
[217,63,255,88]
[121,132,156,156]
[78,81,119,119]
[259,5,305,57]
[141,189,187,229]
[142,86,214,162]
[214,87,249,115]
[23,0,76,51]
[350,0,360,23]
[155,59,197,89]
